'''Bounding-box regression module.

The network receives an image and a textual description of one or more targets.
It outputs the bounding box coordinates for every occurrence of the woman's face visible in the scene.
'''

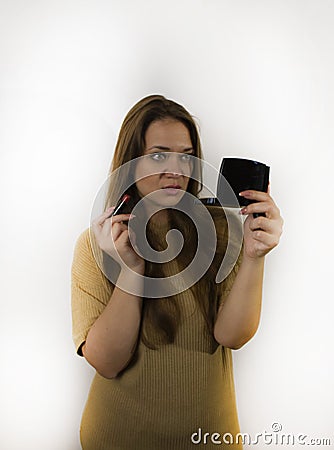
[134,119,194,214]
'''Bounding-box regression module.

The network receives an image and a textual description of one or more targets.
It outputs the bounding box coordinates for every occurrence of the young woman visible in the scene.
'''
[71,94,283,449]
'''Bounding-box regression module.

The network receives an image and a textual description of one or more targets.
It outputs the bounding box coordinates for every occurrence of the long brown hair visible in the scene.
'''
[103,95,232,348]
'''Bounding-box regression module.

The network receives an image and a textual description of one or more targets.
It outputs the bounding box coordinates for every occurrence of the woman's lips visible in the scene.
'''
[162,185,182,195]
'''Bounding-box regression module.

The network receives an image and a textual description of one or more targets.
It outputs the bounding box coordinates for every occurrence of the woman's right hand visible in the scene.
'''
[92,208,145,273]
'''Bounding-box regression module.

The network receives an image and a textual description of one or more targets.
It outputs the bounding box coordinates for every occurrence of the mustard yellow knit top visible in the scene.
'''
[71,209,243,450]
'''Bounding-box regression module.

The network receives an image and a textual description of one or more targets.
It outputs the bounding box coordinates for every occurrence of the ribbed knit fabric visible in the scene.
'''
[71,210,243,450]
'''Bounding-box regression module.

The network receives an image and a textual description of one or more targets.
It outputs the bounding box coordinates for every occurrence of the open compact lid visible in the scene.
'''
[216,158,270,208]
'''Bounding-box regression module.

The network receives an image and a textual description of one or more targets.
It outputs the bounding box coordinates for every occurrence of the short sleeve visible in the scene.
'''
[71,228,114,356]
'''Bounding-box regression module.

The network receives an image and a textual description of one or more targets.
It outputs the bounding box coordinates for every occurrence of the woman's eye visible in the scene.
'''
[150,153,166,161]
[180,153,192,162]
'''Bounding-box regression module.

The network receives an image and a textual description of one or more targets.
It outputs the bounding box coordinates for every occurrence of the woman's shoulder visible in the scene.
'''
[72,227,113,289]
[73,228,92,258]
[72,227,101,274]
[75,227,90,244]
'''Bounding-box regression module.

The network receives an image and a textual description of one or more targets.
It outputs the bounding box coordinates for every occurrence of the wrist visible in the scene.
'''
[119,262,145,278]
[127,262,145,275]
[117,267,145,297]
[242,250,265,267]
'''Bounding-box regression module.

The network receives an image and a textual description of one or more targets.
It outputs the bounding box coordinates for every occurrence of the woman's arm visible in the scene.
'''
[82,207,146,379]
[82,267,144,379]
[214,188,283,349]
[214,254,264,349]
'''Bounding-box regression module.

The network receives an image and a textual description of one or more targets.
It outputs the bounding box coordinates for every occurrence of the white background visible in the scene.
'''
[1,1,333,449]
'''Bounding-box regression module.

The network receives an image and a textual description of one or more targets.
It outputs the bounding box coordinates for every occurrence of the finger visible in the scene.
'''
[92,208,133,228]
[248,216,273,232]
[128,228,137,245]
[104,206,116,219]
[92,212,113,237]
[93,207,116,227]
[240,202,270,215]
[91,219,101,239]
[240,201,280,219]
[111,213,134,224]
[111,222,128,242]
[117,229,132,252]
[247,216,283,241]
[239,190,272,203]
[119,228,139,253]
[250,229,280,249]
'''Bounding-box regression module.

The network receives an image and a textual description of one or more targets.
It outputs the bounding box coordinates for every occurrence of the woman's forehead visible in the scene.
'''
[144,120,192,151]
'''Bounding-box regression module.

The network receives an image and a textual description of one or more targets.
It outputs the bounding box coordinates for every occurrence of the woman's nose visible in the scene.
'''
[163,154,183,176]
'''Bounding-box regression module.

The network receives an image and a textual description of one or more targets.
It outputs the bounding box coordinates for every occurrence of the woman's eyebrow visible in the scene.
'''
[146,145,194,152]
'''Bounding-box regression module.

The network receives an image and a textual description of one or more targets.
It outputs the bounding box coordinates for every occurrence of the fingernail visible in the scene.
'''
[239,208,247,215]
[129,214,136,219]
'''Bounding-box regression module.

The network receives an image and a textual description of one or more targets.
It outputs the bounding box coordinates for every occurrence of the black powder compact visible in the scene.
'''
[200,157,270,217]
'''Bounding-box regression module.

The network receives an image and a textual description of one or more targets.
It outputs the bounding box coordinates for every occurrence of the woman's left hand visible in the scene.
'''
[239,187,284,260]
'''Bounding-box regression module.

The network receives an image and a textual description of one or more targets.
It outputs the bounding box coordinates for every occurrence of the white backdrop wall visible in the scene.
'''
[1,1,333,449]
